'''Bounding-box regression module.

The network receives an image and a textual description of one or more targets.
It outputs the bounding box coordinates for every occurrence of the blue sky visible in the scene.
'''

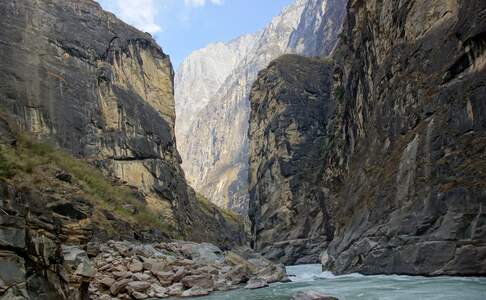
[97,0,294,69]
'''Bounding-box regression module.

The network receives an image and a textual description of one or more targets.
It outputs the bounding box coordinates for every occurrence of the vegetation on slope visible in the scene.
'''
[0,115,176,239]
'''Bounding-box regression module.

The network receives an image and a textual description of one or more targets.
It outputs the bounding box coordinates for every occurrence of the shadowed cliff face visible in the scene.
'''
[0,0,245,248]
[247,0,486,275]
[248,55,334,264]
[323,0,486,275]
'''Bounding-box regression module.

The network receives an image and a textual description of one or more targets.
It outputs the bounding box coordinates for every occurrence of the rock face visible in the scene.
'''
[175,0,346,213]
[248,0,486,276]
[323,0,486,275]
[0,1,247,298]
[248,55,334,264]
[0,0,245,248]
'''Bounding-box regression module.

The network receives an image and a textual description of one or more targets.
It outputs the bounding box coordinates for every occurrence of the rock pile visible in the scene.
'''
[88,241,288,299]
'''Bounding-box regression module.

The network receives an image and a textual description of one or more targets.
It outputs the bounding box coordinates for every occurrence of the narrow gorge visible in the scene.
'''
[175,0,346,213]
[0,0,485,299]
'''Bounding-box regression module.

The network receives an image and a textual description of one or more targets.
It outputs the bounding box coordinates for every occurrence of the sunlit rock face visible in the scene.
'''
[323,0,486,275]
[175,0,346,214]
[0,0,246,248]
[248,55,335,264]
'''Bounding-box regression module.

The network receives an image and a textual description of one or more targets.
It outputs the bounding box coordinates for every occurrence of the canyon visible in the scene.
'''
[0,0,485,299]
[175,0,346,213]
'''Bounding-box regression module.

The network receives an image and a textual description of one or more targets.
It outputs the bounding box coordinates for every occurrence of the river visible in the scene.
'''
[193,264,486,300]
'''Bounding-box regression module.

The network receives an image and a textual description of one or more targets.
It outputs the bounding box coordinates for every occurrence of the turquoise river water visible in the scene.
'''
[191,264,486,300]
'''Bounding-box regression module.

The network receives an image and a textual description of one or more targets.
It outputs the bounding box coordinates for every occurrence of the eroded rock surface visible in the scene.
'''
[248,0,486,276]
[248,55,335,264]
[0,0,245,247]
[323,0,486,275]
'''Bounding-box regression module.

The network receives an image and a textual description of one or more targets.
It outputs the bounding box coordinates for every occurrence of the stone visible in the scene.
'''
[172,267,187,282]
[131,291,148,299]
[213,279,233,291]
[132,273,152,281]
[0,218,26,249]
[100,277,116,288]
[153,271,174,286]
[75,261,96,278]
[87,243,100,258]
[181,287,210,297]
[127,281,151,292]
[151,283,168,294]
[166,283,184,296]
[180,242,224,264]
[128,260,144,273]
[0,251,26,291]
[181,274,214,290]
[223,264,249,284]
[113,272,132,279]
[244,278,268,289]
[291,291,339,300]
[110,278,131,295]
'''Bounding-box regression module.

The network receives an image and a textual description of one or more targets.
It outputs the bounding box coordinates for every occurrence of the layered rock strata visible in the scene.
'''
[248,0,486,276]
[0,0,245,248]
[248,55,334,264]
[0,0,247,298]
[324,0,486,275]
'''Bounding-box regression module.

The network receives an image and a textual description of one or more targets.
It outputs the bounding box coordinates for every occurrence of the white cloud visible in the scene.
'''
[101,0,163,34]
[184,0,224,7]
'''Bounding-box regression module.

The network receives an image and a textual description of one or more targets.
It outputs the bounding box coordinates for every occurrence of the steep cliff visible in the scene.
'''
[0,0,245,290]
[175,0,346,213]
[248,55,334,264]
[322,0,486,275]
[248,0,486,275]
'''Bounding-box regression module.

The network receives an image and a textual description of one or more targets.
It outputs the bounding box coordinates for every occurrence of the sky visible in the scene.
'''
[97,0,294,69]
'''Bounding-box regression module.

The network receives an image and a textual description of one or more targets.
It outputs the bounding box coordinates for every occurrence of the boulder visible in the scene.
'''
[75,261,96,278]
[131,291,148,299]
[244,278,268,289]
[100,277,116,288]
[180,242,224,264]
[291,291,339,300]
[110,278,131,295]
[127,281,151,292]
[153,271,174,286]
[132,273,152,281]
[128,259,144,273]
[181,274,214,290]
[181,287,210,297]
[223,264,249,284]
[166,282,184,296]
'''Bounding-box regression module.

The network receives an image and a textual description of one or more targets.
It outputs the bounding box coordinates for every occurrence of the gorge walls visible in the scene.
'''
[248,0,486,274]
[175,0,346,213]
[324,0,486,275]
[248,55,334,264]
[0,2,246,297]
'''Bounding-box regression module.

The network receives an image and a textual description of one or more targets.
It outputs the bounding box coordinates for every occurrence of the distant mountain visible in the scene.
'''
[175,0,346,213]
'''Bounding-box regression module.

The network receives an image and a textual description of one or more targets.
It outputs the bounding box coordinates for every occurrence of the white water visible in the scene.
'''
[192,264,486,300]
